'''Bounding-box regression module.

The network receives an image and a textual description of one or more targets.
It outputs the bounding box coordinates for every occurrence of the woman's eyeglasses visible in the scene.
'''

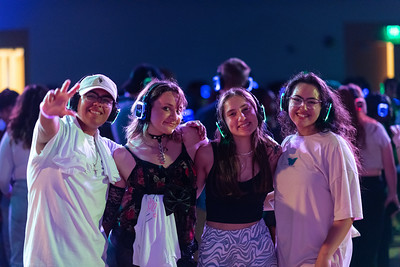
[289,96,322,109]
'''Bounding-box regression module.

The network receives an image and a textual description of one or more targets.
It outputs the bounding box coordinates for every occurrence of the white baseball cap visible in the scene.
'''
[78,74,118,101]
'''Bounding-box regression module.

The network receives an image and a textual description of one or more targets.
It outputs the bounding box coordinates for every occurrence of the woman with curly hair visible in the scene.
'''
[274,72,363,267]
[0,84,48,267]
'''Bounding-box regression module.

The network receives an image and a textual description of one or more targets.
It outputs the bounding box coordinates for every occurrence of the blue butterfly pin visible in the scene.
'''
[288,157,297,166]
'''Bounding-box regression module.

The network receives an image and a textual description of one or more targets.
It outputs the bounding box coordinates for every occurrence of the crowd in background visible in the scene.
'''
[0,58,399,266]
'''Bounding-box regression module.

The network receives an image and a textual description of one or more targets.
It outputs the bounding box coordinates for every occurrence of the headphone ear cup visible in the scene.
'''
[322,103,332,122]
[68,93,80,112]
[246,77,254,91]
[259,104,267,123]
[134,101,146,120]
[216,121,227,139]
[134,82,161,120]
[213,74,223,92]
[280,93,288,112]
[247,91,266,125]
[377,103,389,118]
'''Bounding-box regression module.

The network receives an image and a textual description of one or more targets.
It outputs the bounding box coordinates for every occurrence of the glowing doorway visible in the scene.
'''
[0,48,25,94]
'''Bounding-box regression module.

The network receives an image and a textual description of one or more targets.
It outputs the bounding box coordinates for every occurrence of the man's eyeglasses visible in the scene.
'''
[82,92,114,107]
[289,96,322,109]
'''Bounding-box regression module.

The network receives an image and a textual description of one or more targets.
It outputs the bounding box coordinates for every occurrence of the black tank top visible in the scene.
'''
[116,143,197,248]
[205,143,268,224]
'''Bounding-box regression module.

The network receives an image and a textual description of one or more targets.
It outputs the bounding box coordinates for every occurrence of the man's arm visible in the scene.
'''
[36,80,79,154]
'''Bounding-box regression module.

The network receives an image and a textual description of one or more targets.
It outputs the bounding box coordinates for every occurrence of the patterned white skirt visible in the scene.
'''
[198,220,277,267]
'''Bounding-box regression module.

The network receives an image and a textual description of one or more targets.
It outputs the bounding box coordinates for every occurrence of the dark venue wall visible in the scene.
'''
[1,0,400,91]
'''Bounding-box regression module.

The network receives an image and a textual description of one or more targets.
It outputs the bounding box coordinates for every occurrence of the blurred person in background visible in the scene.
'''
[0,84,48,267]
[111,63,164,144]
[196,57,252,140]
[0,89,19,141]
[338,84,399,267]
[365,90,398,267]
[0,88,19,267]
[383,78,400,125]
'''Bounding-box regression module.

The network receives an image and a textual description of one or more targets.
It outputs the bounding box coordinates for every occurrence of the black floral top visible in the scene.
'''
[115,143,197,255]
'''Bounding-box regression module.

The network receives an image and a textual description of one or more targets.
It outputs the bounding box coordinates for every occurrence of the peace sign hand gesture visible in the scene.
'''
[40,79,80,119]
[36,79,80,153]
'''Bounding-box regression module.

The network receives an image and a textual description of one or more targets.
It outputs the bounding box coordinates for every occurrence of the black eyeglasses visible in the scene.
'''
[289,96,322,109]
[82,92,114,107]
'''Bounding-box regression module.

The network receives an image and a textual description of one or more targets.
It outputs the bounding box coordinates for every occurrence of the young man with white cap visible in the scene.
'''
[23,74,125,267]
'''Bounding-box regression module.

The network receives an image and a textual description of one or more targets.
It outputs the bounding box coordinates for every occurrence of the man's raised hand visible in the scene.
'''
[40,79,80,119]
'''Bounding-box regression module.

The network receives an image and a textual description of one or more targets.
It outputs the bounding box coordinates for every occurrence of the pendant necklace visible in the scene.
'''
[148,133,168,165]
[92,138,102,176]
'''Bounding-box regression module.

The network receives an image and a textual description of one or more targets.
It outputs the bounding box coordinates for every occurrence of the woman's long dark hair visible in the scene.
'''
[212,88,275,197]
[8,84,48,149]
[337,84,366,150]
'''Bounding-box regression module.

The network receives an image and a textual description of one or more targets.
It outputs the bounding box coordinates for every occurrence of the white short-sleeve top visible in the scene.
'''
[24,116,120,267]
[274,131,363,267]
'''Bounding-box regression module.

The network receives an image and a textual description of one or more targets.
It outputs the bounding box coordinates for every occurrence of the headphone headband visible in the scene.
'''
[213,74,256,92]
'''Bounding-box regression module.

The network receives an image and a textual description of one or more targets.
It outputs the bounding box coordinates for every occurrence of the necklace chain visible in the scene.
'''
[237,150,253,156]
[145,133,169,165]
[92,139,102,175]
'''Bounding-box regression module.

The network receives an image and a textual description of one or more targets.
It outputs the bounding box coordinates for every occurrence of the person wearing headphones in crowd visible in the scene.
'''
[0,84,48,267]
[196,57,252,140]
[195,88,280,266]
[111,63,164,144]
[383,78,400,125]
[274,72,363,267]
[365,91,393,133]
[104,79,207,267]
[0,89,19,141]
[23,74,124,267]
[337,84,399,267]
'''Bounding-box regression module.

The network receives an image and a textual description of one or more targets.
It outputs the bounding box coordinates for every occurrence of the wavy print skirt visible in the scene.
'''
[198,220,277,267]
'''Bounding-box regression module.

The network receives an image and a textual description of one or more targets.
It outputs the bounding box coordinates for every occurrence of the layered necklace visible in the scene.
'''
[147,133,169,165]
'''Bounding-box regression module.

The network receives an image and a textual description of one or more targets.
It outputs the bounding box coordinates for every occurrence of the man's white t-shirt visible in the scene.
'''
[24,116,120,267]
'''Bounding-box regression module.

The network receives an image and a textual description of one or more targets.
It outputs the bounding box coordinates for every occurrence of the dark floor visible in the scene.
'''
[389,218,400,267]
[389,236,400,267]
